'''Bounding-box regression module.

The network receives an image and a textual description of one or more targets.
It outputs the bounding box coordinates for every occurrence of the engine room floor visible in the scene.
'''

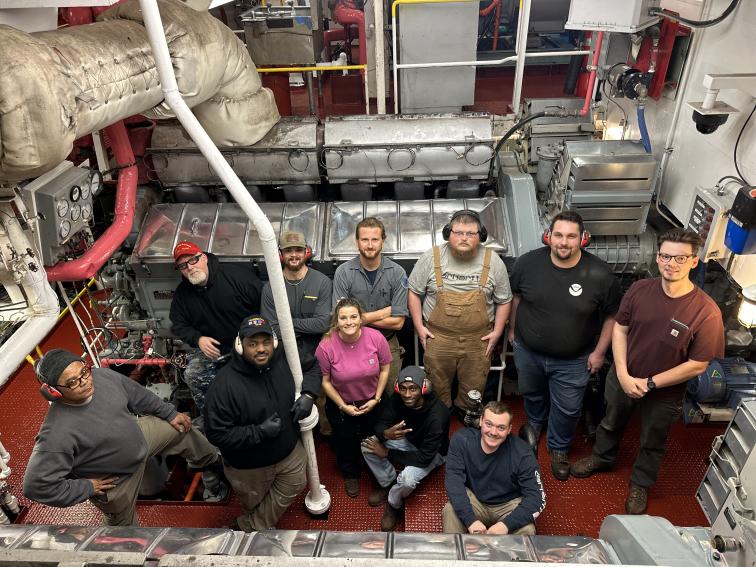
[2,310,723,537]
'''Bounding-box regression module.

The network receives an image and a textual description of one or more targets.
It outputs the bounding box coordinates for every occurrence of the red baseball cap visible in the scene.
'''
[173,241,202,261]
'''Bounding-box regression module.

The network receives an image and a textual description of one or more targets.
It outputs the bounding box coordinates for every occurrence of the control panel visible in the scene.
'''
[686,186,738,261]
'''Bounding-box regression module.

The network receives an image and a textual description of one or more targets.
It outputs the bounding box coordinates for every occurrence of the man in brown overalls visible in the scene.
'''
[408,210,512,411]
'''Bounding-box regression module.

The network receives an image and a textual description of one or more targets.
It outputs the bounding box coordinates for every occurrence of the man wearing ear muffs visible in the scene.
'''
[408,210,512,413]
[23,348,221,526]
[361,366,449,531]
[203,314,322,532]
[507,211,622,482]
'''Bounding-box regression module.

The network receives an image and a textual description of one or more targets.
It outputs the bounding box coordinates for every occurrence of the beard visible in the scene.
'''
[449,245,477,261]
[186,270,208,286]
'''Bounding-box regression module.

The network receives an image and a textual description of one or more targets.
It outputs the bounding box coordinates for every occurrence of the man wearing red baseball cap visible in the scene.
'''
[169,240,263,425]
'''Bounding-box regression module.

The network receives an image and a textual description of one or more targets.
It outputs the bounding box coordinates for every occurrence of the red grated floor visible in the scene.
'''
[2,310,724,536]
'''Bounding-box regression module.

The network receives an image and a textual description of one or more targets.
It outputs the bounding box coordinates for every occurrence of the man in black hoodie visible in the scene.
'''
[169,241,263,414]
[361,366,450,531]
[204,315,321,532]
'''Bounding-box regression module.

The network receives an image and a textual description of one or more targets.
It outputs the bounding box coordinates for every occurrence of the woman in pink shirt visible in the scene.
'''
[316,297,392,497]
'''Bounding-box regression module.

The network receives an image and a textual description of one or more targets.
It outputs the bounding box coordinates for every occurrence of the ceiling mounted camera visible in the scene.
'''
[691,109,730,134]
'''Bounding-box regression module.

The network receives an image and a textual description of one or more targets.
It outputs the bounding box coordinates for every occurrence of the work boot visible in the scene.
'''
[570,455,606,478]
[344,478,360,498]
[625,483,648,515]
[548,449,570,481]
[380,504,404,531]
[368,483,393,507]
[202,470,229,502]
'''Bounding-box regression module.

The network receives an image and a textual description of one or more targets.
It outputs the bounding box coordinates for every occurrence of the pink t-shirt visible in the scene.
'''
[316,326,393,403]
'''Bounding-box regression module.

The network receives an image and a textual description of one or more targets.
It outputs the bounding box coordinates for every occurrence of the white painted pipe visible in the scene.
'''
[374,0,387,114]
[702,88,720,110]
[395,49,589,70]
[0,202,60,389]
[511,0,533,117]
[138,0,329,515]
[392,8,399,114]
[56,282,99,367]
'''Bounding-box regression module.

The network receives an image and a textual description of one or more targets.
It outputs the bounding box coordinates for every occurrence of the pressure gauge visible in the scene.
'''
[59,220,71,240]
[89,171,103,197]
[56,199,70,218]
[70,185,81,202]
[81,203,92,220]
[70,204,81,222]
[80,182,91,200]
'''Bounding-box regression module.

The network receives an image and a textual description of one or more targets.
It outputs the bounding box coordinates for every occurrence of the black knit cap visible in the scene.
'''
[35,349,84,386]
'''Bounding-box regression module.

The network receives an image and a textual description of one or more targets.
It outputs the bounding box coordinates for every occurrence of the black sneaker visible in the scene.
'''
[549,449,570,481]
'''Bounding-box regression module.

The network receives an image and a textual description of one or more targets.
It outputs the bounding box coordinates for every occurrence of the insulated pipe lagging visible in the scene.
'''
[637,105,652,153]
[138,0,330,515]
[45,122,137,281]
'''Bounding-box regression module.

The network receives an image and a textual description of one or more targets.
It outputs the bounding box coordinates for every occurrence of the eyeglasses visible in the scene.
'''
[58,363,92,390]
[657,252,696,264]
[176,254,202,271]
[450,230,480,239]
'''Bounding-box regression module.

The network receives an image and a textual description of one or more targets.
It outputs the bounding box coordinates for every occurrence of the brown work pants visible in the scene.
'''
[442,491,536,534]
[90,415,218,526]
[223,441,307,532]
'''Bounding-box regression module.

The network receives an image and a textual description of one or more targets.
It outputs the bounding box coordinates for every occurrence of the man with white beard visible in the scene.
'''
[169,241,263,419]
[408,210,512,412]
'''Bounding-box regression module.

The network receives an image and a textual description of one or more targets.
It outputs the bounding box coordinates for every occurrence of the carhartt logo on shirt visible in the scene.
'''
[369,358,376,365]
[671,329,679,337]
[569,284,583,297]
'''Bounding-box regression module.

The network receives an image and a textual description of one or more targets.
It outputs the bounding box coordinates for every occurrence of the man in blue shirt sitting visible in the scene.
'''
[442,401,546,534]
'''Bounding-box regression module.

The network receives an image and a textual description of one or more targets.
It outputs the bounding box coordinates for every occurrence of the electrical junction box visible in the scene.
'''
[565,0,661,33]
[685,185,738,262]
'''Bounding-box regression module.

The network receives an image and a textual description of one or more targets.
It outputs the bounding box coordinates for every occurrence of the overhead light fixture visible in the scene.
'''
[737,285,756,328]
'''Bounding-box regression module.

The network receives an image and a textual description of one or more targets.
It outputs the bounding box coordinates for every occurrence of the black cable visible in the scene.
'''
[734,103,756,187]
[487,111,547,184]
[649,0,740,28]
[716,175,746,187]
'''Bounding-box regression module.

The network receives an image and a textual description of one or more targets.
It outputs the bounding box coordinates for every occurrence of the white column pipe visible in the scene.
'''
[0,203,60,389]
[56,281,99,367]
[138,0,330,515]
[392,8,399,114]
[511,0,532,117]
[0,438,9,481]
[374,0,387,113]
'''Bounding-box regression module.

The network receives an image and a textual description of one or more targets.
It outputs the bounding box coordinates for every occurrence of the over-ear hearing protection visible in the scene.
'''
[542,228,591,248]
[34,359,63,401]
[234,330,279,355]
[279,246,313,263]
[442,210,488,242]
[394,377,432,395]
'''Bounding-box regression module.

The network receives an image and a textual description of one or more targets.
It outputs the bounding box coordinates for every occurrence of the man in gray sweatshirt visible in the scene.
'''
[23,348,221,526]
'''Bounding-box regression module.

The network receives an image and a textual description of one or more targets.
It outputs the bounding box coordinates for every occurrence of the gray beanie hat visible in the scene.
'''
[35,349,84,386]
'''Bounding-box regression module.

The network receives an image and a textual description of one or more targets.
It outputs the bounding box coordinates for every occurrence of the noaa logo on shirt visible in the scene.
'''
[568,284,583,297]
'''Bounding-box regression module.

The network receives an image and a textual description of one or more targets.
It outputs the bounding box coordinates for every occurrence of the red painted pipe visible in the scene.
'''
[492,0,501,51]
[46,121,137,281]
[100,358,169,367]
[579,31,604,116]
[479,0,500,17]
[323,27,347,47]
[332,2,367,69]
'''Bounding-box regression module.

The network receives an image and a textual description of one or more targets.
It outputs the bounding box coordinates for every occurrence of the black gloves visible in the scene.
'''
[291,394,315,422]
[258,412,282,440]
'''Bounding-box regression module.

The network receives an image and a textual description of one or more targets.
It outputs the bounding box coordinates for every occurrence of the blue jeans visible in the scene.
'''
[513,340,590,452]
[361,438,445,509]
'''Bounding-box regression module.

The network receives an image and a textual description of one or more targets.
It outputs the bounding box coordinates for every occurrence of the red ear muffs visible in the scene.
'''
[279,246,313,263]
[394,378,432,395]
[542,229,591,248]
[40,383,63,401]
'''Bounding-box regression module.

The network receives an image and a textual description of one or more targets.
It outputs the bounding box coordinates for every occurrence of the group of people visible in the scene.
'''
[22,209,724,535]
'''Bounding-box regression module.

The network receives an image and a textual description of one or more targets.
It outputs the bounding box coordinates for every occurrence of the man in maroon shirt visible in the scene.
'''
[570,228,724,514]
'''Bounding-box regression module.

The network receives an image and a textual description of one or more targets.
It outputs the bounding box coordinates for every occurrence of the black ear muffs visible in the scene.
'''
[542,229,591,248]
[279,246,313,263]
[234,331,279,355]
[394,378,432,395]
[442,210,488,242]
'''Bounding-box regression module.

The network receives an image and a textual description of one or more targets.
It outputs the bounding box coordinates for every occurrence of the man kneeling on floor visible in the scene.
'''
[23,349,224,526]
[442,401,546,534]
[204,315,322,532]
[361,366,449,531]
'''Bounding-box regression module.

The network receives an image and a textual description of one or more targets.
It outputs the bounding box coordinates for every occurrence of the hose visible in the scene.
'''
[649,0,740,28]
[637,105,652,153]
[487,111,547,185]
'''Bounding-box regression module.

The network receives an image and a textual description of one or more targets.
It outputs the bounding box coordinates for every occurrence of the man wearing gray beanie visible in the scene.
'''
[23,348,224,526]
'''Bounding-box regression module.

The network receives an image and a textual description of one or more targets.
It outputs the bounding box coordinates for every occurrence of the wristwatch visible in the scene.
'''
[647,377,657,391]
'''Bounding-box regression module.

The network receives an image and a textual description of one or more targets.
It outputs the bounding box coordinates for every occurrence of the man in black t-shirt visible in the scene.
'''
[507,212,621,481]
